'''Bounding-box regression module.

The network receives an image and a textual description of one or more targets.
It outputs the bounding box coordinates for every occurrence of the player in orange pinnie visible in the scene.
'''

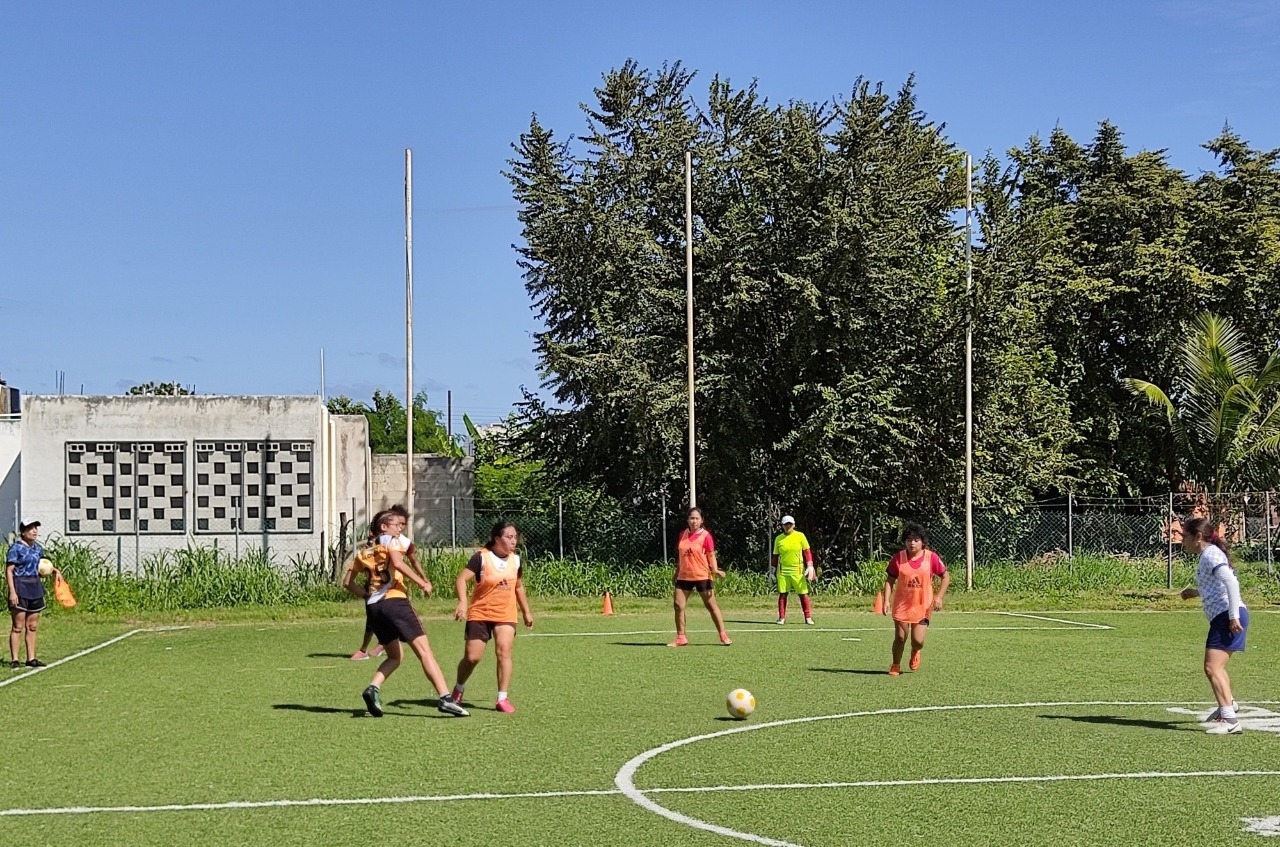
[880,523,949,675]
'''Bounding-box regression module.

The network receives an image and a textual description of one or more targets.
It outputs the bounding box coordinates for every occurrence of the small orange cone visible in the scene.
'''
[872,593,884,615]
[601,592,614,616]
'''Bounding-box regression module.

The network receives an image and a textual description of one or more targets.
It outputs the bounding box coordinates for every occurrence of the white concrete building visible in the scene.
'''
[18,395,371,565]
[12,394,476,566]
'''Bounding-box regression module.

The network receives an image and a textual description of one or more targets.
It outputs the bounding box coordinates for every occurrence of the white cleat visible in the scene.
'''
[1205,721,1242,735]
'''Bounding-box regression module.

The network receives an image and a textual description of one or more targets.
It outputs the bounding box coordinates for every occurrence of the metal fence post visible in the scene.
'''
[1167,491,1174,589]
[116,536,122,577]
[558,495,564,560]
[451,496,457,549]
[1267,490,1274,575]
[1066,491,1074,571]
[661,494,668,564]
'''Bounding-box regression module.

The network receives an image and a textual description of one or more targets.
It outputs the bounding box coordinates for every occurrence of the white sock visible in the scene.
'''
[497,691,508,702]
[1221,705,1237,723]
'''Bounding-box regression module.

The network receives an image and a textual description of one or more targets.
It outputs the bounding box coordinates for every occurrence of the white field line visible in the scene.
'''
[993,612,1113,630]
[521,625,1100,638]
[12,768,1280,818]
[5,699,1280,820]
[0,626,190,690]
[613,699,1280,847]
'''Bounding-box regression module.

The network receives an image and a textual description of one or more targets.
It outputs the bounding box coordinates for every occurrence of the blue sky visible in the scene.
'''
[2,0,1277,425]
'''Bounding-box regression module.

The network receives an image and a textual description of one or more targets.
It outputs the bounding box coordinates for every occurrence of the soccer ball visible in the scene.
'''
[726,688,756,720]
[38,558,54,577]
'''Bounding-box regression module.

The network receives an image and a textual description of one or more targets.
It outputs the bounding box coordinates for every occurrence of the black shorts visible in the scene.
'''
[366,598,425,646]
[363,603,377,635]
[9,578,45,614]
[674,579,714,593]
[464,620,516,643]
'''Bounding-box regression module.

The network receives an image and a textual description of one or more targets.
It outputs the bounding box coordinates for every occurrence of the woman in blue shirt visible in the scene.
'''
[6,519,60,669]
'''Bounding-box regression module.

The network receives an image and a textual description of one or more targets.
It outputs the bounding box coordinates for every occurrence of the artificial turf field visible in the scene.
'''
[2,606,1278,846]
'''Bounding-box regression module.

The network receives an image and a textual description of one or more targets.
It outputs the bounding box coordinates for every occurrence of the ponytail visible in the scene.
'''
[1183,516,1231,562]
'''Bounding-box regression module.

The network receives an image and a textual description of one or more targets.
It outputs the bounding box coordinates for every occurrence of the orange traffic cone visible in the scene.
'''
[601,592,614,616]
[872,592,884,615]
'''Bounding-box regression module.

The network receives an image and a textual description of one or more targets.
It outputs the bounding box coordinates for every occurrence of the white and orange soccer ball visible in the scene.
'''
[726,688,756,720]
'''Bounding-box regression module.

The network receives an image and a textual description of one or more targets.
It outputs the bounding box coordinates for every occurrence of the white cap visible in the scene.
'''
[19,518,41,531]
[781,515,795,525]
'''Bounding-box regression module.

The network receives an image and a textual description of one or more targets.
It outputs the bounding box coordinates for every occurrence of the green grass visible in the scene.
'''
[1,605,1278,845]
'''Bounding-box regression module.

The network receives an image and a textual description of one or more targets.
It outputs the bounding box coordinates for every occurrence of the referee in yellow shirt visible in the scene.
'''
[770,516,815,624]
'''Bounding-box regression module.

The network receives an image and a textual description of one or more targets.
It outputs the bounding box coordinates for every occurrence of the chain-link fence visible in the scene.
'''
[6,496,354,579]
[10,492,1278,584]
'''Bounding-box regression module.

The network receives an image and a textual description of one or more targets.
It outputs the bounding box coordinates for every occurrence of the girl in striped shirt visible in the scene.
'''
[1179,515,1248,735]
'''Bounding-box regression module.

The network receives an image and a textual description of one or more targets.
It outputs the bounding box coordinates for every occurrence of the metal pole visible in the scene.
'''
[685,151,697,508]
[404,148,415,527]
[116,536,122,577]
[964,153,975,591]
[450,496,456,549]
[558,495,565,559]
[1266,490,1273,575]
[1067,491,1074,571]
[1167,491,1174,589]
[447,390,452,440]
[319,348,325,403]
[661,494,668,564]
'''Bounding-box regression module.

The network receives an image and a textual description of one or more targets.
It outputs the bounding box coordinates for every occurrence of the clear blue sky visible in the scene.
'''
[2,0,1276,425]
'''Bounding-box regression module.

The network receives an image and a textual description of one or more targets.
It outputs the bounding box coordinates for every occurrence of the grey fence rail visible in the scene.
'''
[10,492,1278,585]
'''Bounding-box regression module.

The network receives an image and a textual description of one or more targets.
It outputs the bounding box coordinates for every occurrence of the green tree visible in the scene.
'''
[326,391,460,457]
[1127,313,1280,493]
[509,62,1075,551]
[127,381,193,396]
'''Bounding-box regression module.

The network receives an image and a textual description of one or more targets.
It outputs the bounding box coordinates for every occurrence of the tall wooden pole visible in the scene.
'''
[685,152,697,508]
[964,153,975,590]
[405,149,415,524]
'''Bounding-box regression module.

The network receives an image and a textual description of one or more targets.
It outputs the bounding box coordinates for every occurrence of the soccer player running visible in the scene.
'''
[349,505,423,660]
[770,515,815,625]
[344,509,468,718]
[450,521,534,713]
[670,507,731,647]
[880,523,949,676]
[1179,515,1249,734]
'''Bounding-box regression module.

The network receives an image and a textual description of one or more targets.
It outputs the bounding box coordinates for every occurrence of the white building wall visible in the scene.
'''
[20,395,351,567]
[0,417,20,533]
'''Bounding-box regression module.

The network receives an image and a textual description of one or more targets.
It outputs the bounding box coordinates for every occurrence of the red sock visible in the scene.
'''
[799,595,812,618]
[778,595,788,619]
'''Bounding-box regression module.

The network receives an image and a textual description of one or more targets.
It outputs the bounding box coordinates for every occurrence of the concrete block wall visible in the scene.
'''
[0,418,19,534]
[371,454,475,547]
[19,395,364,566]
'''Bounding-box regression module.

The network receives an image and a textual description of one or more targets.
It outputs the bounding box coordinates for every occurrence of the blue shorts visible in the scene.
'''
[1206,607,1249,653]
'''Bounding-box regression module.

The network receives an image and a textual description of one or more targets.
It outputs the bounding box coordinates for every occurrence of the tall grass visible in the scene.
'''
[5,538,1277,615]
[3,537,344,615]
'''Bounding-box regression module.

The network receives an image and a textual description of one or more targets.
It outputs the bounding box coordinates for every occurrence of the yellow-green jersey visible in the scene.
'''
[772,531,811,575]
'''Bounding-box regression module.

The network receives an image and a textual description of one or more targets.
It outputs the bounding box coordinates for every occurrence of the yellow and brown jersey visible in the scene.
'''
[465,548,522,623]
[349,534,409,602]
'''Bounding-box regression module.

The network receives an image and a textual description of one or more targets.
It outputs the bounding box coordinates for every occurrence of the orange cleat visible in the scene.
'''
[888,664,901,676]
[668,634,689,647]
[909,651,921,671]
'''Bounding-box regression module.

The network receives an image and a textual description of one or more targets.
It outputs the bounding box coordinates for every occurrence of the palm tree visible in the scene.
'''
[1127,312,1280,493]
